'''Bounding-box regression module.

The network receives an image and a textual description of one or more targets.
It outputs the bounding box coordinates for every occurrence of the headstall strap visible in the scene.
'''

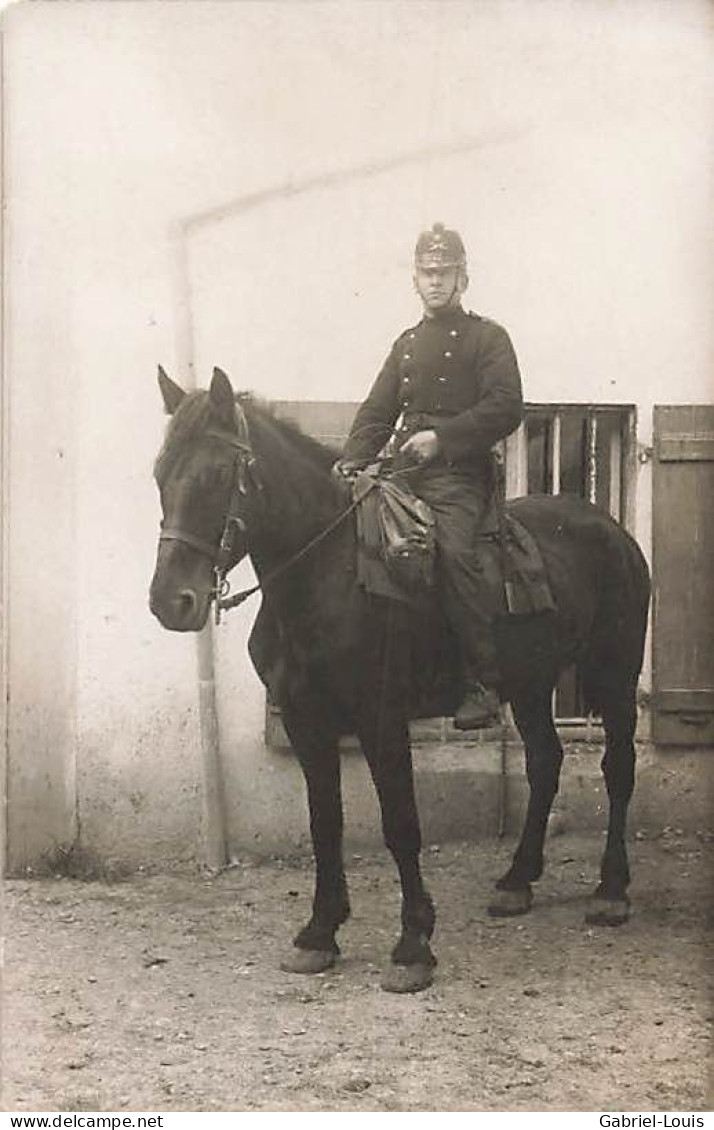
[159,527,220,559]
[204,422,260,626]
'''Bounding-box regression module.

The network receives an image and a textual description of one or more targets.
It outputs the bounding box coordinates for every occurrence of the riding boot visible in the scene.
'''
[453,682,501,730]
[453,652,502,730]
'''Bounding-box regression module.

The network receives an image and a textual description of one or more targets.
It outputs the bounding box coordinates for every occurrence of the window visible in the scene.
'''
[508,404,637,721]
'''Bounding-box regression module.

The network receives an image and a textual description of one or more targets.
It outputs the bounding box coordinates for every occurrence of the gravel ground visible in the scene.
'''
[2,831,713,1112]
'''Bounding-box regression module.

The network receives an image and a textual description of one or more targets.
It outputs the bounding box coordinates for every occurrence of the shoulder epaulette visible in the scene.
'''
[469,311,504,332]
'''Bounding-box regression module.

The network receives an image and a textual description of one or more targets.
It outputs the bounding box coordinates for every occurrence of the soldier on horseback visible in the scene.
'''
[337,223,524,729]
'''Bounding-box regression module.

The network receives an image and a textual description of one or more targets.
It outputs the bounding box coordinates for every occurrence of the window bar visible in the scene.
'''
[505,422,527,498]
[551,411,561,495]
[550,412,561,720]
[586,412,598,505]
[609,421,622,522]
[622,409,638,533]
[584,412,599,731]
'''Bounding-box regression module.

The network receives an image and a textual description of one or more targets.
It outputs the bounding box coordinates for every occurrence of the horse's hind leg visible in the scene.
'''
[489,687,564,918]
[279,698,350,974]
[586,683,637,927]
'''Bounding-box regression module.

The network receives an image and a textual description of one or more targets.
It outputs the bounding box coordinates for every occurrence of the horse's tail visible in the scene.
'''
[578,520,651,716]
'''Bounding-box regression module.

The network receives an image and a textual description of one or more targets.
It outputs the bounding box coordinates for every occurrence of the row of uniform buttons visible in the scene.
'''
[401,325,460,407]
[402,359,454,378]
[403,356,452,363]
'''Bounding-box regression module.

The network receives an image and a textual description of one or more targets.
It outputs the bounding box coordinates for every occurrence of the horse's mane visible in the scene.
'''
[243,396,340,472]
[241,397,342,531]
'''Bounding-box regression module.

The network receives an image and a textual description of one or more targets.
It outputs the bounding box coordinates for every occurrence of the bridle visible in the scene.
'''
[159,428,261,625]
[158,423,376,626]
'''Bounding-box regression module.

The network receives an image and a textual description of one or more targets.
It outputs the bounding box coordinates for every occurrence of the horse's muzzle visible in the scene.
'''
[149,582,211,632]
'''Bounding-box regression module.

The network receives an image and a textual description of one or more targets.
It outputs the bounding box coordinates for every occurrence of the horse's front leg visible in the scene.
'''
[357,705,436,994]
[279,698,350,974]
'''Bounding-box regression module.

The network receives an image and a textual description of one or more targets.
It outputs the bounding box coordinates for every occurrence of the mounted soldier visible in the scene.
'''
[336,222,524,729]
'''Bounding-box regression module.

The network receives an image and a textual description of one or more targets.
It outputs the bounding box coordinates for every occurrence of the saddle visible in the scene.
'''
[352,469,556,617]
[475,499,557,617]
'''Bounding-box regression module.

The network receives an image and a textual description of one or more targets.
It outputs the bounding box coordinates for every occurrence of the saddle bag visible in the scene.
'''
[353,471,436,597]
[377,477,437,594]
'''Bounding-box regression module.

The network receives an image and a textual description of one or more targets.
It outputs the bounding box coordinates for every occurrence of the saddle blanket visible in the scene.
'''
[353,473,556,617]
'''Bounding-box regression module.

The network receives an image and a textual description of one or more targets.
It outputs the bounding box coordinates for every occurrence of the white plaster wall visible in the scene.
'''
[5,0,714,866]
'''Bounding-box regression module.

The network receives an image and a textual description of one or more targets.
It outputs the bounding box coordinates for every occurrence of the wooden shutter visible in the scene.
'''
[652,406,714,745]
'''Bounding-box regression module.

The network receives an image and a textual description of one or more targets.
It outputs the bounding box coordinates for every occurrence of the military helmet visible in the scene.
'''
[414,222,467,270]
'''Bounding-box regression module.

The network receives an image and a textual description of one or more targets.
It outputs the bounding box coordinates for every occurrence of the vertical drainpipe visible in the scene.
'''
[1,28,8,876]
[194,626,228,872]
[171,222,228,872]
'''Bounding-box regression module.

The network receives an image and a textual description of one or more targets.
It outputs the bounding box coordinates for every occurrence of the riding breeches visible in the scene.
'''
[409,467,500,688]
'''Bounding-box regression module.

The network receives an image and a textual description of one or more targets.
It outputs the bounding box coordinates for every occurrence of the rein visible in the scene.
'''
[216,482,375,622]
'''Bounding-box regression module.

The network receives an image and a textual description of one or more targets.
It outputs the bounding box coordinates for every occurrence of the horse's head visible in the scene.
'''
[149,366,258,632]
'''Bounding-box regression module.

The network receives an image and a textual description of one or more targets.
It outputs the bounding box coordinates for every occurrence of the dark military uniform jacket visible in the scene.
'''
[343,306,524,477]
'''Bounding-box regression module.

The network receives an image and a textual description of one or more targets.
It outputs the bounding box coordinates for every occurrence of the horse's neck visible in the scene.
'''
[249,421,343,571]
[246,419,357,647]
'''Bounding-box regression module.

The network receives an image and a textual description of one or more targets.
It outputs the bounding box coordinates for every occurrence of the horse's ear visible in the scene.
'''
[158,365,186,415]
[210,367,237,428]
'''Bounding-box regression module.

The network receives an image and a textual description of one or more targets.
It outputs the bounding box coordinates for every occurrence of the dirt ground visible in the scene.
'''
[3,831,713,1113]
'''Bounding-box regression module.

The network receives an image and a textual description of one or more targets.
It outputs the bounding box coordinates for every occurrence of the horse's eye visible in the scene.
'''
[194,467,226,492]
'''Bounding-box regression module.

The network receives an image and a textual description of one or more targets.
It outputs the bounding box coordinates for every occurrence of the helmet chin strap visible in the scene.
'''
[445,272,462,308]
[450,266,469,306]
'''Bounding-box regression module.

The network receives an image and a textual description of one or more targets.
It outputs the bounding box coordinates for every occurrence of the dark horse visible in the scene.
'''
[150,367,651,993]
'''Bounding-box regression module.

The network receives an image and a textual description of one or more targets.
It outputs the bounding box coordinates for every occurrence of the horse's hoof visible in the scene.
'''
[585,898,630,927]
[488,887,533,918]
[280,948,336,975]
[380,963,434,994]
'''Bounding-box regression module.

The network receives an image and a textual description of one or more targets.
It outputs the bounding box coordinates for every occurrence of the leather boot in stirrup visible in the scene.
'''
[453,683,501,730]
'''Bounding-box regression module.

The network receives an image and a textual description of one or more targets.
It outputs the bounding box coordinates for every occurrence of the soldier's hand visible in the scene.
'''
[401,429,439,464]
[331,458,363,482]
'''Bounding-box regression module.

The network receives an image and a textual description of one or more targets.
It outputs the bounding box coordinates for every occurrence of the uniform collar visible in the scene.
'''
[421,304,470,328]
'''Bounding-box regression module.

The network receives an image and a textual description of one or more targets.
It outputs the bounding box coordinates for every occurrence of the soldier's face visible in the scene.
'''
[414,266,461,313]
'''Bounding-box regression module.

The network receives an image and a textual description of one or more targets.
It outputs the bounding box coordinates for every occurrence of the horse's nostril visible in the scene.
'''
[178,589,199,618]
